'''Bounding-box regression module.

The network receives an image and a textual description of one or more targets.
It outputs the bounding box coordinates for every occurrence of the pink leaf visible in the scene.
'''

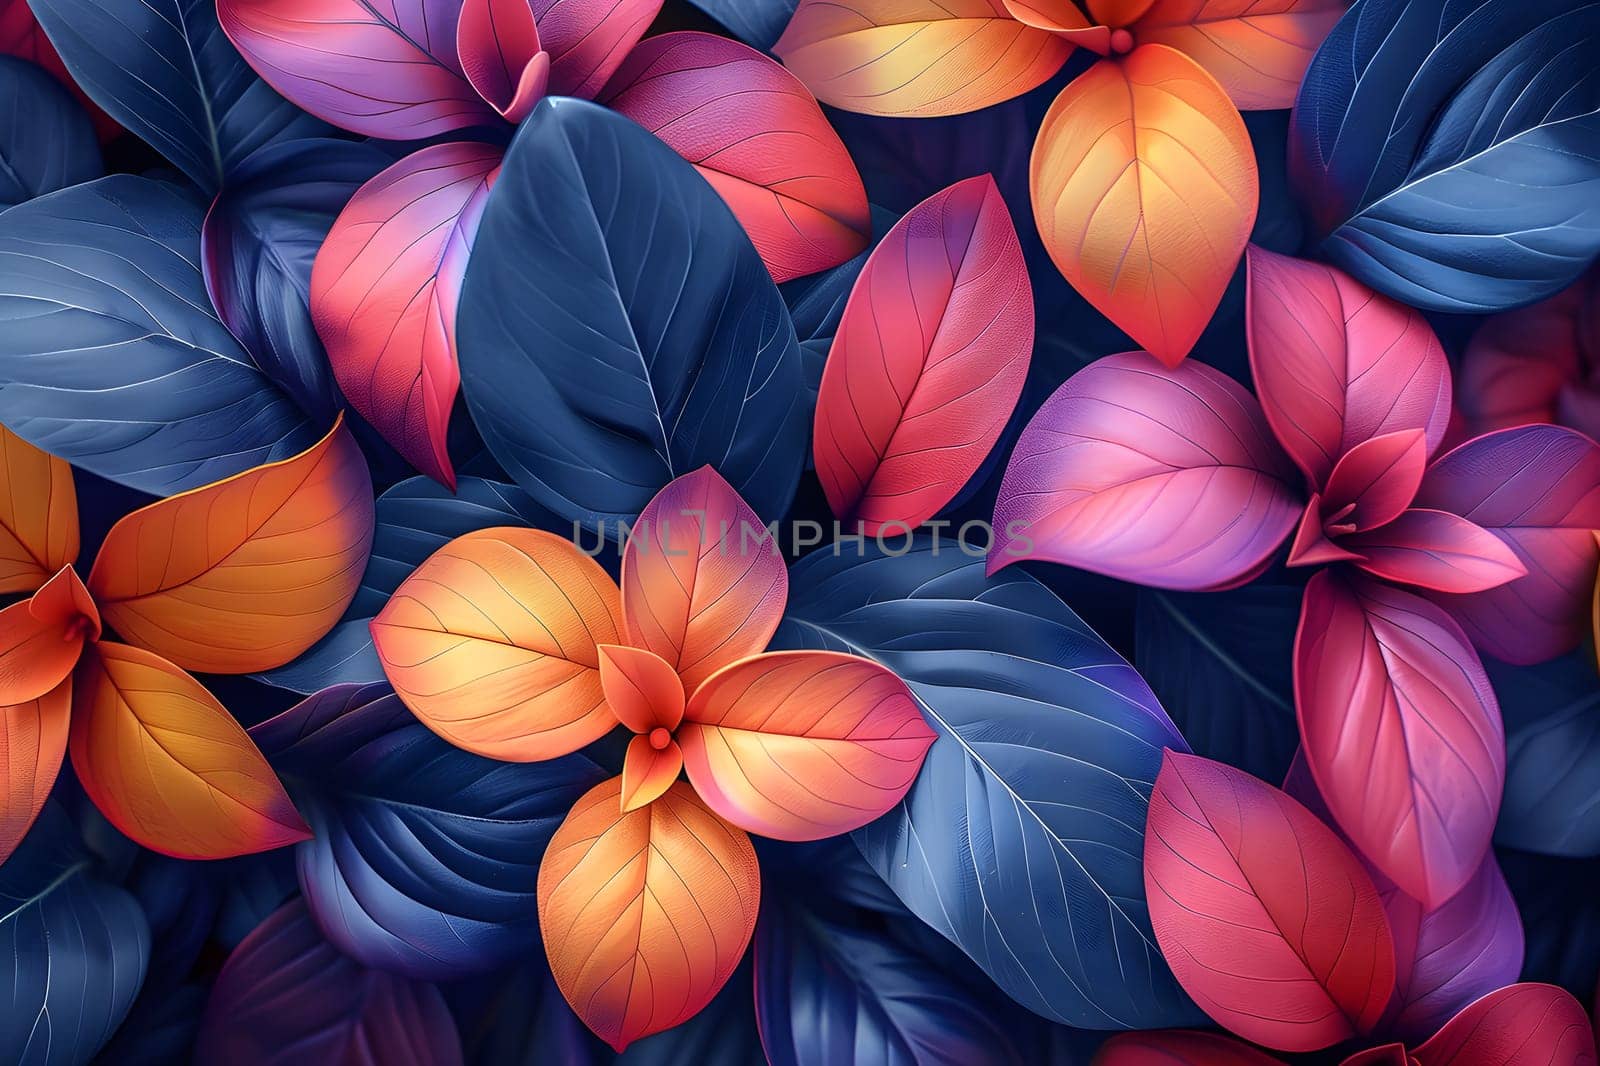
[1245,247,1450,491]
[1413,984,1597,1066]
[1144,750,1396,1052]
[530,0,661,98]
[312,143,502,488]
[809,175,1031,532]
[989,352,1300,589]
[1294,571,1504,907]
[1414,425,1600,665]
[1343,509,1528,594]
[217,0,496,139]
[457,0,549,123]
[600,31,870,284]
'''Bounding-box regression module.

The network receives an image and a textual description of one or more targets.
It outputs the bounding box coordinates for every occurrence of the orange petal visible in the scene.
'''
[621,734,683,812]
[0,424,77,595]
[1031,45,1257,366]
[598,644,684,734]
[0,594,85,705]
[0,678,70,865]
[775,0,1074,117]
[86,416,374,675]
[622,467,787,693]
[1003,0,1113,49]
[678,651,936,841]
[1088,0,1156,26]
[69,641,311,859]
[538,778,759,1051]
[29,564,99,638]
[371,528,624,762]
[1131,0,1348,110]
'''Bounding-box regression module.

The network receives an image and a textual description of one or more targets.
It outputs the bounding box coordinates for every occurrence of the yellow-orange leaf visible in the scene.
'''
[1131,0,1348,109]
[69,641,310,859]
[538,778,760,1051]
[371,528,624,762]
[0,424,77,595]
[1032,45,1257,366]
[87,417,374,675]
[775,0,1073,117]
[0,680,70,865]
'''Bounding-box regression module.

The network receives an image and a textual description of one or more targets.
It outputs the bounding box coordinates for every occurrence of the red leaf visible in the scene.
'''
[1413,984,1597,1066]
[1320,430,1428,534]
[457,0,548,123]
[1144,750,1396,1052]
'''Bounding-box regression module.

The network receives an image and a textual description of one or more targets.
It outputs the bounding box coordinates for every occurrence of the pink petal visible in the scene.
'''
[457,0,548,122]
[312,143,501,488]
[1344,509,1528,594]
[530,0,661,98]
[1321,430,1428,533]
[1415,425,1600,664]
[989,352,1301,589]
[1294,571,1504,908]
[1287,495,1365,568]
[600,31,870,284]
[1246,246,1450,491]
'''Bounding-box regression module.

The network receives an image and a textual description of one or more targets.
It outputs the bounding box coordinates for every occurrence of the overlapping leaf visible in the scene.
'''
[0,54,98,209]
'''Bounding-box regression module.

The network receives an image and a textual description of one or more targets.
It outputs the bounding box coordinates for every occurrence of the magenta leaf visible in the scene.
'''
[1343,509,1528,594]
[530,0,660,98]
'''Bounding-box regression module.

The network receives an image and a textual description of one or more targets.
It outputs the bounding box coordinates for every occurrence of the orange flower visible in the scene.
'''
[0,417,373,862]
[372,465,937,1050]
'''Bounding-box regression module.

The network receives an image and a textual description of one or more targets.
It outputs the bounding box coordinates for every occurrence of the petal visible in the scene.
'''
[69,641,310,859]
[1032,45,1257,366]
[1287,496,1365,568]
[537,777,760,1051]
[1321,429,1428,532]
[1412,984,1595,1065]
[313,143,502,488]
[599,31,870,284]
[620,735,682,812]
[1003,1,1114,49]
[87,417,374,675]
[372,527,623,761]
[0,423,76,594]
[679,651,935,841]
[598,644,684,733]
[0,679,69,865]
[622,467,787,693]
[1091,0,1156,25]
[1346,509,1528,594]
[990,352,1301,590]
[457,0,545,120]
[1131,0,1348,109]
[530,0,660,98]
[28,563,98,638]
[1295,571,1504,907]
[776,0,1073,117]
[0,594,84,705]
[812,175,1032,532]
[1246,247,1451,489]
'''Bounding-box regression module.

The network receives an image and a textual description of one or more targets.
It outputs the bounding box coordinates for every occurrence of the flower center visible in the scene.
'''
[1110,28,1135,54]
[648,727,672,751]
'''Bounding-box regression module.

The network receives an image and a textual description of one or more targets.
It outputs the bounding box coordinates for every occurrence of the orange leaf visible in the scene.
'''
[87,417,374,675]
[598,644,684,734]
[69,641,310,859]
[1089,0,1156,26]
[775,0,1074,117]
[622,468,787,693]
[1003,0,1114,49]
[0,423,77,595]
[620,734,683,812]
[678,651,936,840]
[0,567,95,705]
[1031,45,1257,366]
[372,528,624,762]
[538,777,759,1051]
[1130,0,1347,109]
[0,679,69,865]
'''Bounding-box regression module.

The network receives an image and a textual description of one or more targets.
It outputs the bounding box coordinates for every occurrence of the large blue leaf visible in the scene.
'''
[26,0,328,192]
[197,897,464,1066]
[0,805,149,1066]
[202,137,393,420]
[0,175,318,494]
[251,683,606,979]
[456,97,807,526]
[0,55,99,210]
[772,542,1201,1030]
[1290,0,1600,311]
[1490,650,1600,857]
[682,0,796,49]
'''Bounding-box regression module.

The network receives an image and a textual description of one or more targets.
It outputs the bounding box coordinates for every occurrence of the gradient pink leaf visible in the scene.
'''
[1294,571,1504,907]
[1144,750,1396,1052]
[989,352,1301,589]
[1343,510,1527,594]
[1414,425,1600,665]
[811,175,1031,532]
[217,0,496,138]
[1320,430,1428,533]
[457,0,549,123]
[1413,984,1597,1066]
[529,0,660,98]
[1246,247,1450,491]
[313,142,501,488]
[600,31,869,284]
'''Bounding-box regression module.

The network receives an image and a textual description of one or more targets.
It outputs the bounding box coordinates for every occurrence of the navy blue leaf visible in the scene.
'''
[1134,585,1302,784]
[96,984,206,1066]
[682,0,796,49]
[212,853,300,952]
[450,965,606,1066]
[251,683,607,979]
[1290,0,1600,311]
[1490,650,1600,857]
[253,617,386,694]
[124,854,219,993]
[26,0,328,192]
[615,958,762,1066]
[0,56,100,210]
[197,897,464,1066]
[0,805,149,1066]
[457,97,806,525]
[1499,848,1600,1000]
[202,137,393,420]
[0,175,318,494]
[772,541,1201,1030]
